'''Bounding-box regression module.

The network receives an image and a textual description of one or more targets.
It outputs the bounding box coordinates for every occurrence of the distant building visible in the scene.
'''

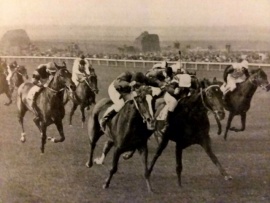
[134,31,160,52]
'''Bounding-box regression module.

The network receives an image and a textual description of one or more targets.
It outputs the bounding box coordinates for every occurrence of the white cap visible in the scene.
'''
[241,60,249,69]
[178,74,191,87]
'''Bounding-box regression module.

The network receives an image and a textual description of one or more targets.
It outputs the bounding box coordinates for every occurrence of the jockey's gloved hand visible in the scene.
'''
[129,81,136,87]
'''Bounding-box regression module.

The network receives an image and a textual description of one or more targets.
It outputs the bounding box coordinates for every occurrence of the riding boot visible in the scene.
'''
[100,109,117,131]
[160,111,174,136]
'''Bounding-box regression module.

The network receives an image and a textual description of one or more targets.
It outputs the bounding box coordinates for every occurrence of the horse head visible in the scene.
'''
[249,68,269,90]
[16,66,29,79]
[54,62,76,92]
[133,85,156,130]
[202,85,225,120]
[85,74,99,94]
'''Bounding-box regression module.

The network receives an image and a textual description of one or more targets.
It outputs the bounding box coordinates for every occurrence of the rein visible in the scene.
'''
[200,85,220,113]
[80,75,97,92]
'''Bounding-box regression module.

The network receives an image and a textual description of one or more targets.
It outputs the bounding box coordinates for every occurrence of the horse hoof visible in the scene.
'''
[48,137,55,142]
[94,158,103,165]
[85,162,92,168]
[69,124,73,127]
[102,184,108,189]
[224,175,233,181]
[20,137,26,143]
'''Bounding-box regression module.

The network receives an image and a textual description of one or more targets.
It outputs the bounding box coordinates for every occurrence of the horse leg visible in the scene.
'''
[94,140,114,165]
[4,89,12,106]
[103,148,121,189]
[49,121,65,143]
[85,130,104,168]
[224,112,235,140]
[146,137,170,178]
[69,103,78,126]
[230,112,246,132]
[17,104,27,142]
[201,136,232,181]
[214,114,222,135]
[80,105,86,128]
[138,143,153,193]
[40,122,47,153]
[175,144,183,187]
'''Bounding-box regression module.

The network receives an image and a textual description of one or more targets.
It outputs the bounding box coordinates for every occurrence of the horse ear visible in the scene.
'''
[62,61,66,67]
[54,62,60,69]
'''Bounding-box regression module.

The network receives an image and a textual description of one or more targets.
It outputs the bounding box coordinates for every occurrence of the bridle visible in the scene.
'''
[200,85,221,114]
[80,74,98,92]
[132,94,154,123]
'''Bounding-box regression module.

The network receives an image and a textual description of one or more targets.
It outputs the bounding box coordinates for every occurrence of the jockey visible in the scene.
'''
[221,60,249,97]
[6,61,19,85]
[72,55,93,86]
[100,71,162,130]
[151,61,168,70]
[146,66,174,86]
[158,73,192,134]
[30,62,57,119]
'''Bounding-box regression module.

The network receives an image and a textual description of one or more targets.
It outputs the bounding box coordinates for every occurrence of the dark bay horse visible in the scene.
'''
[17,63,76,153]
[223,68,269,140]
[9,65,29,95]
[85,86,156,192]
[67,73,98,126]
[146,85,231,189]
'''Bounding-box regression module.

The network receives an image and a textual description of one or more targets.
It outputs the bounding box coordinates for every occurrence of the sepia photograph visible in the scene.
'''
[0,0,269,202]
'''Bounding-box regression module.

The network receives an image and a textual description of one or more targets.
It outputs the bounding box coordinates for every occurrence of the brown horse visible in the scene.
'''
[67,73,98,126]
[9,65,29,95]
[146,85,231,189]
[17,63,76,153]
[223,68,269,140]
[85,86,156,192]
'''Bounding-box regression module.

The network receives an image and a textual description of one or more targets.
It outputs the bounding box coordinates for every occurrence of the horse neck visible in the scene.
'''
[117,102,141,125]
[13,72,23,86]
[239,79,257,98]
[180,91,206,114]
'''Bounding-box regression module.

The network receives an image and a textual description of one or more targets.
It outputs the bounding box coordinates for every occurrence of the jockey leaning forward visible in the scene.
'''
[30,62,58,120]
[220,60,249,97]
[6,61,19,85]
[152,71,192,134]
[100,71,162,130]
[72,55,96,86]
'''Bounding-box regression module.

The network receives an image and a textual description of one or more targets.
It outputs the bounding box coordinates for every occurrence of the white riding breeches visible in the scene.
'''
[164,92,178,112]
[221,74,246,94]
[108,82,125,112]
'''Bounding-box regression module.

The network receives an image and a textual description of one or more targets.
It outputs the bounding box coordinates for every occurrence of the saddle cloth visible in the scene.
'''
[27,85,41,102]
[156,105,169,121]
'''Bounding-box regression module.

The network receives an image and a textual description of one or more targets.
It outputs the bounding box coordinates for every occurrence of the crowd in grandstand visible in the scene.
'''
[0,47,269,64]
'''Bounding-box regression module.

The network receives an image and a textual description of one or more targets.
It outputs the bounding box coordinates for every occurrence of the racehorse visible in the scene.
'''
[223,68,269,140]
[0,71,12,105]
[66,73,98,126]
[85,86,156,192]
[17,62,76,153]
[9,65,28,95]
[146,85,232,189]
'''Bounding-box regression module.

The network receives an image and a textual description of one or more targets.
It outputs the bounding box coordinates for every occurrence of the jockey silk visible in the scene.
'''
[72,58,90,85]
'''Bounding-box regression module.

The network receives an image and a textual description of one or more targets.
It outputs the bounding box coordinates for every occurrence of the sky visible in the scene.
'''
[0,0,270,28]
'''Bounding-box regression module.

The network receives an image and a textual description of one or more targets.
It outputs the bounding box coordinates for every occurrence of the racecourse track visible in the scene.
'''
[0,60,269,203]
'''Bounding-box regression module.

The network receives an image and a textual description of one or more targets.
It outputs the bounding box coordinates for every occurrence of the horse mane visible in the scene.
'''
[250,68,260,75]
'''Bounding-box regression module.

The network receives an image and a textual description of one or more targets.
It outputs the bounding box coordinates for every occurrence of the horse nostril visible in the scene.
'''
[71,85,76,91]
